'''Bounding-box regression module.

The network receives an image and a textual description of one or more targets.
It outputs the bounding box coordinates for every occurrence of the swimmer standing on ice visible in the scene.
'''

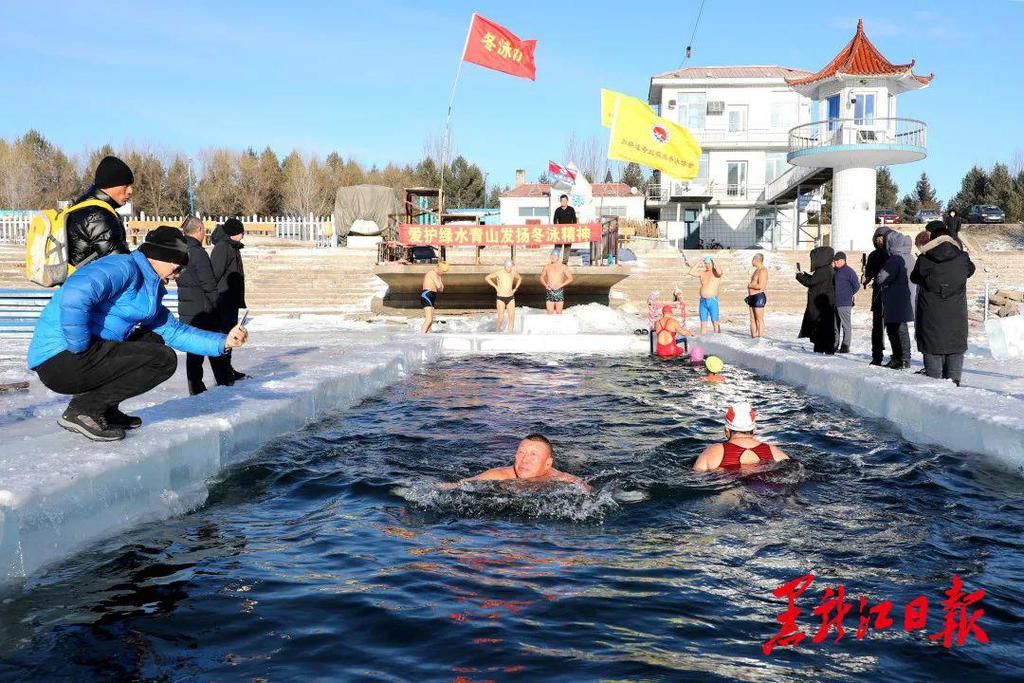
[693,402,790,471]
[485,259,522,333]
[420,261,448,333]
[445,434,590,491]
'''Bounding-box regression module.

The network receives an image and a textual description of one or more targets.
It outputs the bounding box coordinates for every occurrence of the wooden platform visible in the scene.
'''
[374,264,632,309]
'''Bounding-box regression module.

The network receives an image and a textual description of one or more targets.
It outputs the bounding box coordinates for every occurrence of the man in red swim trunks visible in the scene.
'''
[693,402,790,471]
[653,305,693,358]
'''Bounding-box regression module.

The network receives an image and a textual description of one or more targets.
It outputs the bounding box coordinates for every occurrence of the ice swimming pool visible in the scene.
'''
[0,354,1020,681]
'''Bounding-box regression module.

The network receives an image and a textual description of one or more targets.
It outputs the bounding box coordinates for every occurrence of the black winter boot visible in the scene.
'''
[59,407,125,441]
[105,407,142,430]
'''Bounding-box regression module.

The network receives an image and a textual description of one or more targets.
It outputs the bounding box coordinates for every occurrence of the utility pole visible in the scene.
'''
[187,156,196,216]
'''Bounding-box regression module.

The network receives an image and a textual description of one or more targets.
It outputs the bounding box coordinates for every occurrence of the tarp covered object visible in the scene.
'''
[334,185,401,243]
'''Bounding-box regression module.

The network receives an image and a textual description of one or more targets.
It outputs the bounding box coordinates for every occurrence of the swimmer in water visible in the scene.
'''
[653,305,694,358]
[446,434,590,491]
[703,355,726,383]
[693,402,790,472]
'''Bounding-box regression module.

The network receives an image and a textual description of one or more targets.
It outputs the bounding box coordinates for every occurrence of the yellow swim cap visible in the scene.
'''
[705,356,724,374]
[439,261,450,272]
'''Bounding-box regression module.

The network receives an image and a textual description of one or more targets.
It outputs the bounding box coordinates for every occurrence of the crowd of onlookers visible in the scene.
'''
[27,156,251,441]
[796,216,975,385]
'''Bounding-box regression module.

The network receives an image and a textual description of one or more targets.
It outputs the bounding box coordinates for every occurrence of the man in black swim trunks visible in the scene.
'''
[421,261,448,333]
[485,259,522,332]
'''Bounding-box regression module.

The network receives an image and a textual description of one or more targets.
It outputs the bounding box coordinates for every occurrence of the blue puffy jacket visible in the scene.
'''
[28,250,227,369]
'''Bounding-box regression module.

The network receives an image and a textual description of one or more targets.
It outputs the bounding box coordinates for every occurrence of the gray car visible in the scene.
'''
[967,205,1006,223]
[914,209,942,223]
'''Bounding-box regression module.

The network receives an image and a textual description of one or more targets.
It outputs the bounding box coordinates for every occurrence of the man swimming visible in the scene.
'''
[447,434,590,490]
[746,253,768,338]
[702,355,726,383]
[693,402,790,471]
[484,259,522,333]
[421,261,448,333]
[653,305,694,358]
[539,251,574,315]
[688,255,723,333]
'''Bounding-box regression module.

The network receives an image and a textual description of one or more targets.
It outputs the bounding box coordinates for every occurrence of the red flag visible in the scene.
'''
[548,161,577,183]
[461,14,537,81]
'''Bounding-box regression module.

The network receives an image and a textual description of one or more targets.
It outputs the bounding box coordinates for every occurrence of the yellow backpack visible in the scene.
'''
[25,199,118,287]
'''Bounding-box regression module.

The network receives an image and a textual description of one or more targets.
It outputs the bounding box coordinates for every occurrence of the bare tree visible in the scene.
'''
[0,139,35,208]
[562,131,608,183]
[121,145,169,216]
[1011,148,1024,177]
[281,151,330,216]
[196,148,241,216]
[236,148,282,216]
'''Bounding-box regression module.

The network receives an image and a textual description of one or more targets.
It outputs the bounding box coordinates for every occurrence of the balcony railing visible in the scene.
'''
[764,164,823,203]
[713,183,767,202]
[647,179,715,201]
[788,117,927,153]
[693,128,790,146]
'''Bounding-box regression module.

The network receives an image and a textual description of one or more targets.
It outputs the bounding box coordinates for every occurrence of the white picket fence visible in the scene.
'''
[0,211,339,247]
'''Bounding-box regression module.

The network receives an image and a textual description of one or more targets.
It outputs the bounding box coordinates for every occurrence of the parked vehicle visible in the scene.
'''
[914,209,942,224]
[875,209,899,225]
[409,246,438,263]
[967,205,1006,224]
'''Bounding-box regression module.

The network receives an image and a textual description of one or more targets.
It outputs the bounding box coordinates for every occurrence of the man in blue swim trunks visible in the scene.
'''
[745,253,768,338]
[688,255,723,333]
[421,261,448,333]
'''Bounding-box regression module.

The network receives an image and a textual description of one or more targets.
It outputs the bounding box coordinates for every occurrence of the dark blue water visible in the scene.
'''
[1,356,1021,682]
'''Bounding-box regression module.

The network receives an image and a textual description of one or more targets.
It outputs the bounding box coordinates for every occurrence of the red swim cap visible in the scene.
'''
[661,304,674,314]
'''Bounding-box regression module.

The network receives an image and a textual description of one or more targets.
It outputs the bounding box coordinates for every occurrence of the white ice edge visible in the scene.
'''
[699,334,1024,476]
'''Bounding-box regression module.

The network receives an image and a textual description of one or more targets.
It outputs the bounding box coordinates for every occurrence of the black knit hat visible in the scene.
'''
[925,219,948,238]
[221,218,245,236]
[138,226,189,266]
[94,155,135,189]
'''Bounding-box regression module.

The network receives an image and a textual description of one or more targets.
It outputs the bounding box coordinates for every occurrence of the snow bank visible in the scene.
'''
[986,315,1024,359]
[699,334,1024,475]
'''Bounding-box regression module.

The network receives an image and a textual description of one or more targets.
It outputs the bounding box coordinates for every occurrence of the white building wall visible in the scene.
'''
[501,193,643,225]
[499,196,551,225]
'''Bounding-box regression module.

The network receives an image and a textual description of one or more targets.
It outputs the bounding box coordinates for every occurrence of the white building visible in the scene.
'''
[648,65,816,250]
[499,168,645,226]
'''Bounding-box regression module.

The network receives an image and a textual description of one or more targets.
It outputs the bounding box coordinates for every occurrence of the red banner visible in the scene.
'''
[398,223,600,246]
[462,14,537,81]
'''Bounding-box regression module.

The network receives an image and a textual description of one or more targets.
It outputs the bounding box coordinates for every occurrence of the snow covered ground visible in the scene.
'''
[3,304,1024,581]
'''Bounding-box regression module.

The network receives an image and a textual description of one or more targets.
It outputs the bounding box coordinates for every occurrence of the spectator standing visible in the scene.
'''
[177,217,232,394]
[796,246,837,354]
[874,231,916,369]
[552,194,577,265]
[863,227,892,365]
[67,155,134,267]
[832,251,860,353]
[27,227,247,441]
[910,221,975,386]
[944,209,963,242]
[211,219,249,383]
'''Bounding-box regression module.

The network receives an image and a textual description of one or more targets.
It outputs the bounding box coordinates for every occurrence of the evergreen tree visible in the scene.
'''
[947,166,990,215]
[875,167,899,210]
[896,193,918,223]
[163,156,191,216]
[619,162,647,191]
[537,172,552,184]
[603,169,613,183]
[447,155,485,208]
[914,172,939,210]
[989,163,1022,222]
[485,184,506,208]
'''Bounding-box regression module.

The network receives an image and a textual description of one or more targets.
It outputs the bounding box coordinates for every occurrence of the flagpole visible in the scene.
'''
[438,13,475,225]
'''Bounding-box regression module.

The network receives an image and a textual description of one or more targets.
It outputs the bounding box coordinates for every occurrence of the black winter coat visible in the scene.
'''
[210,226,246,311]
[796,246,837,351]
[875,231,916,323]
[864,226,892,311]
[910,236,975,354]
[66,186,130,266]
[176,235,219,320]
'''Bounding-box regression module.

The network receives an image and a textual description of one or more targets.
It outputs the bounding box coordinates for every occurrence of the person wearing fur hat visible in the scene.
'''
[66,155,134,267]
[27,227,249,441]
[910,220,976,386]
[210,218,249,383]
[693,402,790,471]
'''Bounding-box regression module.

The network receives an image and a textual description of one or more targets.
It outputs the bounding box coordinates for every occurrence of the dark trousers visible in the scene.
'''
[885,322,911,363]
[871,302,886,363]
[34,330,176,414]
[924,353,965,383]
[182,311,233,389]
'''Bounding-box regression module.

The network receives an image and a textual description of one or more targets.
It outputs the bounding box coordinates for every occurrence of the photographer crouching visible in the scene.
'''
[27,226,249,441]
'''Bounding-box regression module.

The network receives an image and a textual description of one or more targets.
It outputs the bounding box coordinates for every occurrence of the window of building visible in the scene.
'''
[726,105,748,132]
[771,100,795,130]
[854,92,875,125]
[677,92,706,130]
[726,161,747,197]
[826,94,841,131]
[518,206,549,218]
[696,152,709,180]
[755,208,779,242]
[765,153,788,184]
[596,205,627,217]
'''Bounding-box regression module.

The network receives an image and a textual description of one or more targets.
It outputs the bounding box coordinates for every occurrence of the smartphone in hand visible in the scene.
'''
[796,262,802,272]
[238,308,250,328]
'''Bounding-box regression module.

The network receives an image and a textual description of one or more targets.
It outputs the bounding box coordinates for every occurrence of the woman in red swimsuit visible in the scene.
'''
[693,402,791,471]
[654,305,692,358]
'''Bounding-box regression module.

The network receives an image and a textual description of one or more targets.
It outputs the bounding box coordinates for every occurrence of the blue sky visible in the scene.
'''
[1,0,1021,201]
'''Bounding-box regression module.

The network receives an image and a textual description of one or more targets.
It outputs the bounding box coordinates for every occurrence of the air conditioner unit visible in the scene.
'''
[667,99,676,110]
[857,130,880,143]
[707,101,725,115]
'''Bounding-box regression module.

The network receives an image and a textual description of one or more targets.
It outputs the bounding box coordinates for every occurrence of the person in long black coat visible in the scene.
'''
[796,245,837,354]
[210,219,248,382]
[177,217,233,394]
[910,221,975,385]
[875,231,916,369]
[863,227,893,365]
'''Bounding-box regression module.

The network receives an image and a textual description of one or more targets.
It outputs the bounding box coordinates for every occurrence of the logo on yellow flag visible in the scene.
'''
[601,89,702,181]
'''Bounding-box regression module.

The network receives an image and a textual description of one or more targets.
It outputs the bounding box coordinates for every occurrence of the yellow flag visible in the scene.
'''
[606,93,702,180]
[601,89,647,128]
